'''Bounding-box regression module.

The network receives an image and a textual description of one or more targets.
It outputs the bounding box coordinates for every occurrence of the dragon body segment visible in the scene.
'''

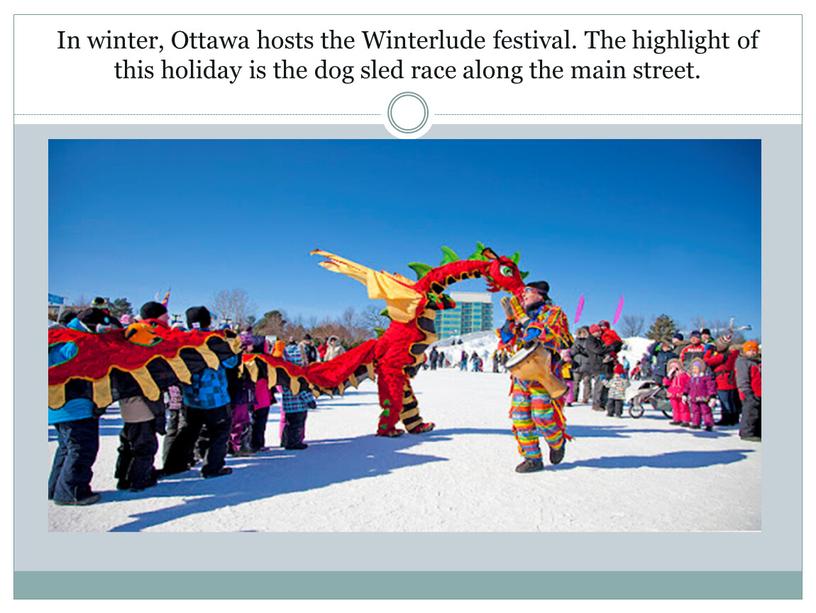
[48,246,527,439]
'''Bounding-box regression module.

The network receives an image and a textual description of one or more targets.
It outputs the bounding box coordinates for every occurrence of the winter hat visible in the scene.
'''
[91,296,108,309]
[58,309,78,326]
[690,357,707,373]
[589,324,602,334]
[185,306,212,330]
[614,363,625,375]
[119,313,133,325]
[715,335,730,351]
[526,280,550,295]
[76,307,116,332]
[742,340,759,353]
[666,358,681,375]
[140,300,168,320]
[599,320,611,329]
[672,332,684,342]
[690,330,701,338]
[701,328,712,336]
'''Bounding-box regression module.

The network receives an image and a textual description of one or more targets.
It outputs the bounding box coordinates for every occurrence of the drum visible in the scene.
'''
[505,343,568,399]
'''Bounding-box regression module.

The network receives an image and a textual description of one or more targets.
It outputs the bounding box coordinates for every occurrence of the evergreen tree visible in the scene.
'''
[646,314,677,341]
[109,297,133,318]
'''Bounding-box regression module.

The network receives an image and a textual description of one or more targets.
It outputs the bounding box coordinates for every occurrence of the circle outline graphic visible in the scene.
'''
[387,92,429,134]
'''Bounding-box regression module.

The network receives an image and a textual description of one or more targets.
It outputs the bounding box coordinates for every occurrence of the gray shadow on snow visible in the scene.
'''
[105,427,484,532]
[556,448,757,470]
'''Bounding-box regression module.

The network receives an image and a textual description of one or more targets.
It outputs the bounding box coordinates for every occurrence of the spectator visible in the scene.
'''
[585,324,611,411]
[664,358,691,427]
[604,363,629,417]
[299,334,319,365]
[325,335,346,361]
[560,349,576,406]
[736,340,762,442]
[679,330,707,370]
[570,326,593,404]
[684,357,717,431]
[429,346,439,370]
[650,339,677,382]
[704,335,742,426]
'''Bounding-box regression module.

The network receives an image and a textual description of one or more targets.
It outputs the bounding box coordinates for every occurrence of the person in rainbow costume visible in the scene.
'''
[498,281,574,473]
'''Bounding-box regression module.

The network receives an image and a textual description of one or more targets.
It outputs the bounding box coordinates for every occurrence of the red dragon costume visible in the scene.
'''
[48,245,527,438]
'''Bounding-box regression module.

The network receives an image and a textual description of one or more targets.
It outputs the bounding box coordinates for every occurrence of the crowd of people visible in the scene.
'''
[48,295,763,505]
[48,298,351,507]
[427,346,511,373]
[567,325,762,441]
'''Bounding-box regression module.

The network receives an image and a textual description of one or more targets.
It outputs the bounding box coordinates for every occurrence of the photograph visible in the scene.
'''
[47,138,762,533]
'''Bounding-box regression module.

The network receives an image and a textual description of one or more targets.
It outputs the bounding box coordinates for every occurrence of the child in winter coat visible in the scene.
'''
[603,363,630,417]
[560,349,575,406]
[116,395,165,491]
[664,358,691,426]
[280,341,314,450]
[684,357,718,431]
[736,340,762,441]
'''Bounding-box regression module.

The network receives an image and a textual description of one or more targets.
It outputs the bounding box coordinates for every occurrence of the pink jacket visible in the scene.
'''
[254,378,272,409]
[686,374,717,402]
[664,371,690,399]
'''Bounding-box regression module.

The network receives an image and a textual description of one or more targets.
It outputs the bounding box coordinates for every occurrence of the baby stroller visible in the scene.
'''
[626,379,672,419]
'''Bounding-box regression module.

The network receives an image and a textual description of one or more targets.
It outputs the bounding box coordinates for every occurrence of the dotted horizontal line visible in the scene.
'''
[15,113,380,117]
[435,113,801,116]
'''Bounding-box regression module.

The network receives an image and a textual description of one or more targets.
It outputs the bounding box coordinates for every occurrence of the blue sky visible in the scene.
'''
[48,139,761,336]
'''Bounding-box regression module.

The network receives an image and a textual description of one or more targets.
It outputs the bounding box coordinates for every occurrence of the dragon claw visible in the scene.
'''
[376,427,405,438]
[409,422,436,434]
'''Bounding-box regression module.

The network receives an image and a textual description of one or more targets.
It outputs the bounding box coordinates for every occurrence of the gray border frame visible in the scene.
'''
[14,124,801,601]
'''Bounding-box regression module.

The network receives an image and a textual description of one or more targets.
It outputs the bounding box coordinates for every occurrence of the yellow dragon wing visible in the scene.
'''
[311,249,422,323]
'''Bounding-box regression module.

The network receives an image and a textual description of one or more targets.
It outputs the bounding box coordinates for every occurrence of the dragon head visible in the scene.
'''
[480,248,527,297]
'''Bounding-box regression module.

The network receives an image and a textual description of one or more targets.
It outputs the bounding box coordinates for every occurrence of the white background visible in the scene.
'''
[13,14,802,124]
[3,0,813,611]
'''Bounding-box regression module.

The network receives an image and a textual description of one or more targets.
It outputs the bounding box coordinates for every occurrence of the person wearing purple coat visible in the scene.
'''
[683,358,718,431]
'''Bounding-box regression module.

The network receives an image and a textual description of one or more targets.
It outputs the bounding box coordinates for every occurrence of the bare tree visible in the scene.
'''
[619,314,646,337]
[359,304,390,332]
[212,288,256,327]
[690,315,707,332]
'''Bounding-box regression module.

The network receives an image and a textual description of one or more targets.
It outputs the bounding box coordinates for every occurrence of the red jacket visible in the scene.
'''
[703,348,739,391]
[664,371,691,399]
[601,328,622,349]
[750,363,762,398]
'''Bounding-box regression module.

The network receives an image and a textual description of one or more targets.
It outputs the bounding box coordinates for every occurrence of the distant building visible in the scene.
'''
[436,291,494,340]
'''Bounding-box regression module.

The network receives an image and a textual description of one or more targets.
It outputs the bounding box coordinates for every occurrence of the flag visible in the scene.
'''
[574,294,585,324]
[48,293,65,305]
[613,294,625,325]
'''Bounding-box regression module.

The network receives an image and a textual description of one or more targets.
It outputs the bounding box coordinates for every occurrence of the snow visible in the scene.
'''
[48,368,761,533]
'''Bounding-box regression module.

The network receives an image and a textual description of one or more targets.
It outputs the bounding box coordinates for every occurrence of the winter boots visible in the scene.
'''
[515,458,545,473]
[549,441,567,465]
[281,411,308,450]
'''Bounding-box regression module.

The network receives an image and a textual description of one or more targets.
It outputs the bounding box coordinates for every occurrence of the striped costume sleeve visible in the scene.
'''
[523,306,574,351]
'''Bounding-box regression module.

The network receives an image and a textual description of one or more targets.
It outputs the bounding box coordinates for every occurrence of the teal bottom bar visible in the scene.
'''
[14,571,802,599]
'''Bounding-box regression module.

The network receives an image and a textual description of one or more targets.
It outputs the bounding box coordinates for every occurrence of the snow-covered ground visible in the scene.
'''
[48,368,760,533]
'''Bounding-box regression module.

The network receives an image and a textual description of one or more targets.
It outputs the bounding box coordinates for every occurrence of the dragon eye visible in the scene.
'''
[499,265,513,277]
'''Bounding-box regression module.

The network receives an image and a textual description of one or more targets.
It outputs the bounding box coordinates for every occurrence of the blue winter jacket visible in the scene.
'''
[181,330,239,409]
[48,336,95,424]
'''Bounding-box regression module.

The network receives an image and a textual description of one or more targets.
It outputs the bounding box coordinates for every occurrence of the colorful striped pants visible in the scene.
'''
[510,379,567,459]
